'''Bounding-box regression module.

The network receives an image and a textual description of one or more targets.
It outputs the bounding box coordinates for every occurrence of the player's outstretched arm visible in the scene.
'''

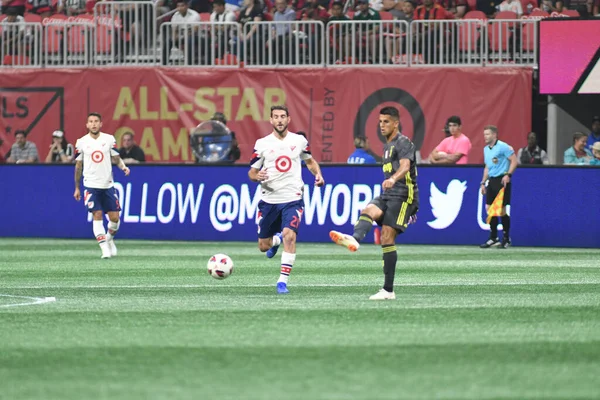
[305,158,324,187]
[74,160,83,201]
[112,155,130,176]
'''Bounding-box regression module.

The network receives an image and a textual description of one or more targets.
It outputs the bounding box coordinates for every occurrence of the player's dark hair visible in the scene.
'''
[572,132,588,144]
[484,125,498,134]
[14,131,26,137]
[176,0,188,5]
[447,115,461,125]
[270,105,289,117]
[380,106,399,120]
[88,112,102,121]
[331,1,344,7]
[213,0,225,5]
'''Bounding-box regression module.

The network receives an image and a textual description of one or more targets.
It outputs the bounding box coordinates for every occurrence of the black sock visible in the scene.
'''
[353,213,373,243]
[382,244,397,293]
[501,215,510,239]
[490,218,499,239]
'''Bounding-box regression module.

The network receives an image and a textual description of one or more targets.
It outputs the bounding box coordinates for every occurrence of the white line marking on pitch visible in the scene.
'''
[4,281,599,290]
[0,294,56,309]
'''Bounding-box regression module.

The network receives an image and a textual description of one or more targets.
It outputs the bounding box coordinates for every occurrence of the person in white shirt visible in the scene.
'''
[74,113,130,259]
[498,0,523,16]
[210,0,236,58]
[248,105,325,294]
[161,0,201,65]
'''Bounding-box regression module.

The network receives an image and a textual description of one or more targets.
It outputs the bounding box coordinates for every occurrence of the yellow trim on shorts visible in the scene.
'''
[397,202,408,226]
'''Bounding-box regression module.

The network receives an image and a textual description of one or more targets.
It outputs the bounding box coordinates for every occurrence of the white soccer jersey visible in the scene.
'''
[75,132,119,189]
[250,132,313,204]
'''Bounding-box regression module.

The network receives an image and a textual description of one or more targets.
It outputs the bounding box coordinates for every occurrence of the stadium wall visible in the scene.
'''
[1,165,598,248]
[0,67,532,164]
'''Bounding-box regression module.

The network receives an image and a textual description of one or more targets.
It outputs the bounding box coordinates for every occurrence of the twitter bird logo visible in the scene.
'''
[427,180,467,230]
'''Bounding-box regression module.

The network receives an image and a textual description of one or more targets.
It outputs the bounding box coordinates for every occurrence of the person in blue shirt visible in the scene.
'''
[587,116,600,152]
[480,125,518,249]
[347,137,378,164]
[590,142,600,166]
[564,132,592,165]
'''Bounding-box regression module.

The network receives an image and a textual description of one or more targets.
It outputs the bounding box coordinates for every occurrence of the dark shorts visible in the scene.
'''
[256,199,304,239]
[83,187,121,214]
[370,196,419,233]
[486,177,511,206]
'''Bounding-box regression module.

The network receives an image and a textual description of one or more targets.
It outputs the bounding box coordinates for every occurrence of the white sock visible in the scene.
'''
[93,220,107,248]
[272,234,281,247]
[278,251,296,284]
[106,220,120,241]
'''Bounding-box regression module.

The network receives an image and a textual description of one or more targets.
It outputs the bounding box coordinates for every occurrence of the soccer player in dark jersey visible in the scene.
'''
[330,106,419,300]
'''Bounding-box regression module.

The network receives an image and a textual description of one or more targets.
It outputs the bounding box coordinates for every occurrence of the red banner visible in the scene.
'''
[0,67,531,163]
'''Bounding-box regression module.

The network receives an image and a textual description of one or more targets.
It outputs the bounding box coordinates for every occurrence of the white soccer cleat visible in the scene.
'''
[107,239,118,257]
[329,230,360,252]
[369,289,396,300]
[101,249,112,259]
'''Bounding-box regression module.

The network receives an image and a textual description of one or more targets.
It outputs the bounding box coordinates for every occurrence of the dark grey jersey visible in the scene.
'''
[381,133,418,203]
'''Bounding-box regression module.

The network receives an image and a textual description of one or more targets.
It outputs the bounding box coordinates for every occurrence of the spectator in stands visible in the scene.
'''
[564,132,592,165]
[270,0,296,64]
[6,131,39,164]
[118,132,146,164]
[414,0,450,63]
[62,0,88,16]
[1,0,26,16]
[476,0,501,17]
[517,131,549,165]
[328,1,350,63]
[594,0,599,16]
[381,0,404,18]
[353,0,381,63]
[498,0,523,16]
[25,0,54,19]
[540,0,565,13]
[590,142,600,166]
[299,0,329,21]
[236,0,265,64]
[211,0,236,59]
[1,7,30,60]
[298,0,328,63]
[384,0,413,64]
[348,137,378,164]
[587,116,600,152]
[162,0,201,65]
[438,0,468,18]
[429,115,472,164]
[45,130,74,163]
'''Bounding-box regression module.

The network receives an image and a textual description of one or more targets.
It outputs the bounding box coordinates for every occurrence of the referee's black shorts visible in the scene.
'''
[486,176,511,206]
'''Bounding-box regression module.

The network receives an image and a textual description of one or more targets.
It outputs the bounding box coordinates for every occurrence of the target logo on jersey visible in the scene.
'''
[275,155,292,172]
[91,150,104,163]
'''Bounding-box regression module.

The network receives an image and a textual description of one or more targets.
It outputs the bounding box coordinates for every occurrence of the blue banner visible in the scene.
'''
[0,165,598,248]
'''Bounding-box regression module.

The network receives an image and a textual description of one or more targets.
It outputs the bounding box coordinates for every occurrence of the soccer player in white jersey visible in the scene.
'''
[73,113,130,259]
[248,105,325,294]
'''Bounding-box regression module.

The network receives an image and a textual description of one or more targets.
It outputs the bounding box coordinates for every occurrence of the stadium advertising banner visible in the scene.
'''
[0,68,531,163]
[539,19,600,94]
[1,165,598,248]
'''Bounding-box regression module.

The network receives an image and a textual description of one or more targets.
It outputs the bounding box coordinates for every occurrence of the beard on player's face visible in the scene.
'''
[273,122,288,135]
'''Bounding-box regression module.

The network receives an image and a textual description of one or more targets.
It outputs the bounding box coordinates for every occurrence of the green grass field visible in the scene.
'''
[1,239,600,400]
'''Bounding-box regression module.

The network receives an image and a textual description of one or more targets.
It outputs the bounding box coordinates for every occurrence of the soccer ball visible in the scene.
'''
[207,253,234,279]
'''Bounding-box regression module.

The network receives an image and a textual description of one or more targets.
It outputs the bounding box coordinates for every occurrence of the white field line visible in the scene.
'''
[0,294,56,308]
[4,281,600,290]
